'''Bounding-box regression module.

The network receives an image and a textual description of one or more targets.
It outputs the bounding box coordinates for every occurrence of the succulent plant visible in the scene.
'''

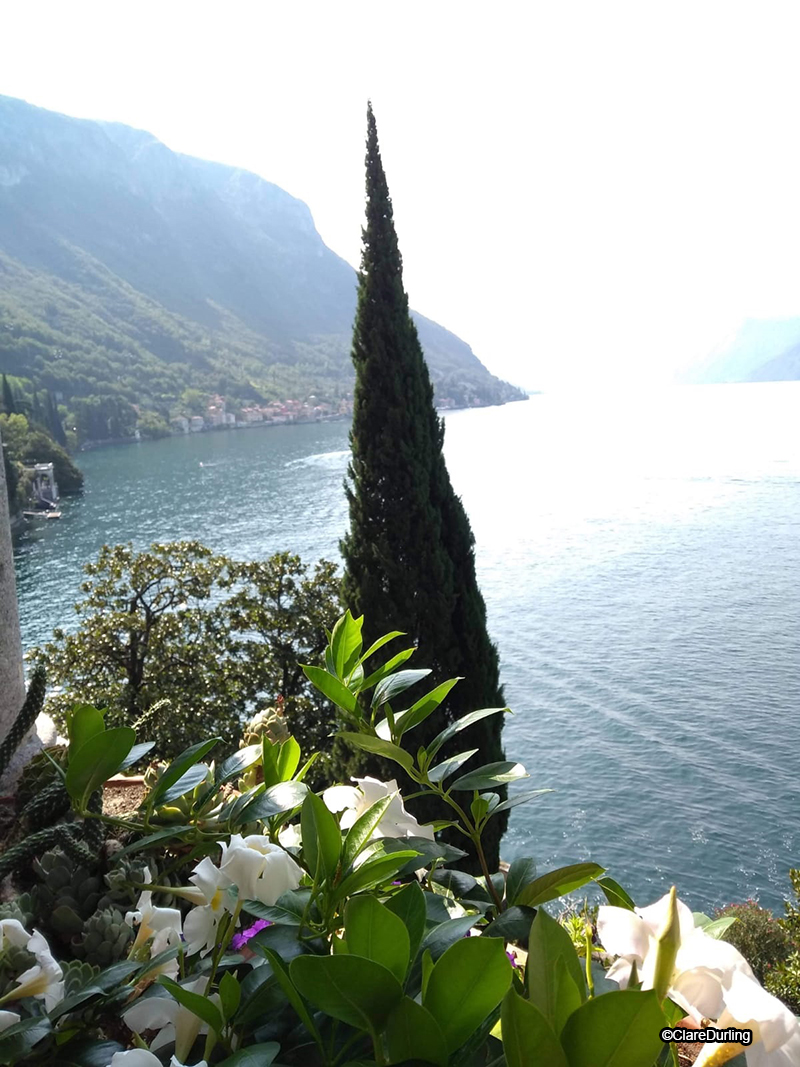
[73,906,132,968]
[240,703,290,748]
[61,958,100,997]
[0,665,47,782]
[15,744,68,814]
[0,945,36,1001]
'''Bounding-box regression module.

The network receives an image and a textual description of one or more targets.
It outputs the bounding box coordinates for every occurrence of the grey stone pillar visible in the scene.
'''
[0,425,26,752]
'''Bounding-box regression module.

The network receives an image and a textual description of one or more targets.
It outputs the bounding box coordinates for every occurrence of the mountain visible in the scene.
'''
[0,95,524,441]
[681,318,800,384]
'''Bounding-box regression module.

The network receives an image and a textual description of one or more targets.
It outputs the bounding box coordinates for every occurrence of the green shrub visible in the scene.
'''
[716,898,791,984]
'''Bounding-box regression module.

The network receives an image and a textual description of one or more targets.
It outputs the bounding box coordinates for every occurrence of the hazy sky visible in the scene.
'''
[3,1,800,389]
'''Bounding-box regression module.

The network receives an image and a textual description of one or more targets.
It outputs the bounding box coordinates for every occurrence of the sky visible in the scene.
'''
[3,1,800,390]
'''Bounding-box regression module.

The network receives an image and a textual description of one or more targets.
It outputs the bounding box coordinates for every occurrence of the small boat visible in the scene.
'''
[23,510,62,520]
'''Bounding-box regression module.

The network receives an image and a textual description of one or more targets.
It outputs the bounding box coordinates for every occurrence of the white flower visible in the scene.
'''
[181,856,231,957]
[124,870,183,972]
[0,919,30,952]
[279,823,302,849]
[0,1011,20,1032]
[109,1052,164,1067]
[9,930,64,1011]
[218,834,302,906]
[323,777,434,841]
[694,969,800,1067]
[123,977,216,1062]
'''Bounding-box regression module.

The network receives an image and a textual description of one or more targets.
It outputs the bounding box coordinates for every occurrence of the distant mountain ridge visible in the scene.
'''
[0,95,524,434]
[681,317,800,384]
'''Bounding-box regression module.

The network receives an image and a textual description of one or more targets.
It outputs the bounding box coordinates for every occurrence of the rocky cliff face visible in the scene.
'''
[0,95,525,408]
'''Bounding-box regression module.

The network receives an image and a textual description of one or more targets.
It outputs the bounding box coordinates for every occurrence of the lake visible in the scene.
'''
[13,381,800,912]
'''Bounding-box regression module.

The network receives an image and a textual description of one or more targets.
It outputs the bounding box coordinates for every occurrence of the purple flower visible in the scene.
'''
[506,949,518,967]
[231,918,272,950]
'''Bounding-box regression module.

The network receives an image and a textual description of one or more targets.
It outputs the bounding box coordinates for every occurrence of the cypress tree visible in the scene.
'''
[341,104,508,870]
[1,375,16,416]
[45,391,68,447]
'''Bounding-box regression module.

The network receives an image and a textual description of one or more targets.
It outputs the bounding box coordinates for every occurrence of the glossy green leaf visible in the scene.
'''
[301,789,341,883]
[451,760,528,791]
[506,857,537,906]
[118,740,155,772]
[426,707,508,761]
[345,896,410,982]
[384,881,427,963]
[338,731,414,773]
[334,849,419,898]
[216,1044,281,1067]
[158,762,209,804]
[397,678,460,736]
[342,792,395,869]
[597,876,636,911]
[378,835,467,877]
[482,905,537,941]
[527,909,586,1026]
[67,704,105,755]
[290,954,403,1031]
[360,630,406,666]
[361,647,416,692]
[217,744,262,785]
[240,780,308,823]
[330,610,364,679]
[419,915,478,962]
[302,665,361,719]
[423,935,513,1052]
[553,955,582,1035]
[147,737,221,808]
[515,862,606,908]
[560,989,665,1067]
[65,726,135,806]
[259,948,321,1043]
[219,970,241,1020]
[385,996,448,1067]
[372,668,431,708]
[427,748,478,784]
[501,988,568,1067]
[157,975,224,1035]
[491,787,553,814]
[695,915,737,939]
[276,736,301,781]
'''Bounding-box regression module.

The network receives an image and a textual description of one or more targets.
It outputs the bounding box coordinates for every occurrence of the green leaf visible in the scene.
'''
[423,934,513,1052]
[118,740,155,771]
[516,862,606,908]
[426,707,507,762]
[378,835,467,877]
[342,792,395,869]
[67,703,105,755]
[420,916,478,962]
[158,762,209,804]
[501,988,568,1067]
[240,780,308,823]
[527,909,587,1026]
[384,881,427,963]
[335,849,419,898]
[421,948,435,1000]
[482,905,537,942]
[302,665,361,720]
[217,744,262,785]
[157,975,224,1035]
[396,678,460,736]
[338,731,414,773]
[506,857,537,906]
[372,668,431,708]
[345,896,411,983]
[427,748,478,783]
[276,736,301,781]
[451,761,528,791]
[219,970,241,1020]
[695,915,738,939]
[360,630,406,665]
[385,996,448,1067]
[290,954,403,1032]
[301,789,341,883]
[330,610,364,679]
[216,1045,281,1067]
[491,787,553,814]
[553,955,583,1035]
[119,825,193,856]
[361,647,416,691]
[597,876,636,911]
[65,726,135,806]
[147,737,221,808]
[560,989,665,1067]
[260,947,321,1043]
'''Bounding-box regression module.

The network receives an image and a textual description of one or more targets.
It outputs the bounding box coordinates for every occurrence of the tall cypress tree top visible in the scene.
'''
[1,375,16,416]
[341,104,508,868]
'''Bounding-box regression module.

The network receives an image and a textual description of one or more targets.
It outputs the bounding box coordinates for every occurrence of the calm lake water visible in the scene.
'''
[13,382,800,912]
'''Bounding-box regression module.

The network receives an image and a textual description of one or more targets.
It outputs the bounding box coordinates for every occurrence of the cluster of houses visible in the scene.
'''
[170,395,352,435]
